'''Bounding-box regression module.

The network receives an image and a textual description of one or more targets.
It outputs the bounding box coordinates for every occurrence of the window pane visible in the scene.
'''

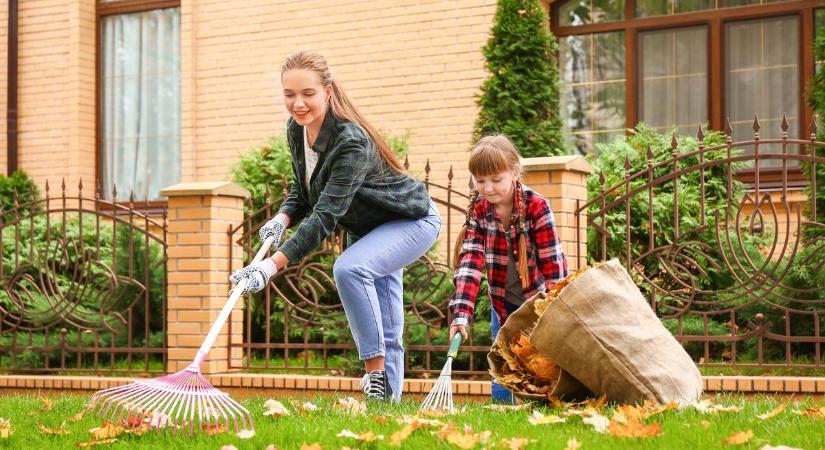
[559,0,624,27]
[638,0,791,18]
[639,26,708,136]
[100,8,181,200]
[726,16,799,166]
[560,31,626,153]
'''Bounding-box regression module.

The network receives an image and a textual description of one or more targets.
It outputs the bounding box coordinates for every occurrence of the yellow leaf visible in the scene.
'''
[0,418,11,439]
[700,420,711,429]
[482,403,532,412]
[607,418,663,438]
[264,445,279,450]
[390,424,415,446]
[500,436,534,450]
[69,403,94,423]
[757,403,787,420]
[76,438,118,447]
[263,399,291,417]
[38,423,70,435]
[800,407,825,419]
[336,397,366,416]
[692,400,741,414]
[564,437,582,450]
[723,430,754,446]
[336,429,383,441]
[300,402,319,413]
[202,422,227,436]
[433,424,491,449]
[220,446,238,450]
[40,397,54,412]
[89,420,125,440]
[527,410,566,425]
[300,444,322,450]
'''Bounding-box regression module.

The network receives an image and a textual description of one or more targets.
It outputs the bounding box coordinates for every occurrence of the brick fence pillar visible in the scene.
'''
[521,156,593,270]
[160,181,249,374]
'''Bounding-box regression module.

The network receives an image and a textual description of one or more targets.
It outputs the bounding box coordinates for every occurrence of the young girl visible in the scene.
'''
[448,134,568,403]
[230,51,441,402]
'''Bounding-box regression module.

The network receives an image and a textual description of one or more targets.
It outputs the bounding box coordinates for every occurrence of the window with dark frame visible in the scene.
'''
[97,0,181,202]
[553,0,821,168]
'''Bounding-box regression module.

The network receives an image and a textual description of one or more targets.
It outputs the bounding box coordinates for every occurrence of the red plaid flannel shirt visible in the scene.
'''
[449,185,568,327]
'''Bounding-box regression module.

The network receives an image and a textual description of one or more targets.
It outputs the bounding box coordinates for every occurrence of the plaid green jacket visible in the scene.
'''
[277,111,431,262]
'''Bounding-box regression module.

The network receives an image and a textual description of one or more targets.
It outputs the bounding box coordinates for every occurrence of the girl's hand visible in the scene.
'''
[449,325,468,342]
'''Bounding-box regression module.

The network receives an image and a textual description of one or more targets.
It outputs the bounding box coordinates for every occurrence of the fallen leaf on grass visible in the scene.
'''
[499,436,535,450]
[202,422,227,436]
[396,415,444,427]
[757,403,787,420]
[581,412,610,433]
[89,421,126,439]
[607,418,662,438]
[482,403,532,412]
[613,400,678,424]
[723,430,754,446]
[758,446,803,450]
[433,424,492,450]
[336,429,383,441]
[69,403,94,422]
[38,423,70,435]
[76,438,118,447]
[373,415,388,424]
[700,420,711,429]
[264,445,279,450]
[263,399,291,417]
[527,410,566,425]
[40,397,54,412]
[220,446,238,450]
[0,418,11,438]
[236,429,255,439]
[300,444,322,450]
[794,407,825,419]
[336,397,366,416]
[564,437,582,450]
[300,402,319,413]
[692,400,741,414]
[389,417,443,446]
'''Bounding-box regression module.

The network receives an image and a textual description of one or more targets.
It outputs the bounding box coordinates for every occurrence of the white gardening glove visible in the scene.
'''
[259,213,290,251]
[229,258,278,294]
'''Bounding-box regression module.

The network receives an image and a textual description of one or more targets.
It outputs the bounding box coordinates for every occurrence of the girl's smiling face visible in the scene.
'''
[282,68,332,130]
[473,170,518,206]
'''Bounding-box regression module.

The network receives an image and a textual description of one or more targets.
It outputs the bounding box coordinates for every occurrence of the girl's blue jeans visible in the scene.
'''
[491,301,520,404]
[332,200,441,402]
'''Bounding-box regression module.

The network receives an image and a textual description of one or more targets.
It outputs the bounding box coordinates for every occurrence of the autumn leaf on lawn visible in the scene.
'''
[76,438,118,447]
[336,397,367,416]
[723,430,754,446]
[336,429,383,442]
[390,416,444,446]
[300,443,323,450]
[38,423,70,435]
[691,400,741,414]
[300,402,319,413]
[263,399,291,417]
[433,424,492,450]
[757,403,787,420]
[527,410,566,425]
[220,446,238,450]
[89,420,126,440]
[581,411,611,433]
[564,437,582,450]
[0,418,11,439]
[794,406,825,419]
[482,403,532,412]
[607,418,662,438]
[236,429,255,439]
[69,403,95,422]
[758,445,803,450]
[40,397,54,412]
[202,422,227,436]
[499,436,535,450]
[700,420,711,429]
[373,415,388,424]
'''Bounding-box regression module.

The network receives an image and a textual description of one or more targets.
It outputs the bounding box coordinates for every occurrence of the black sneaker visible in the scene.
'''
[359,370,393,401]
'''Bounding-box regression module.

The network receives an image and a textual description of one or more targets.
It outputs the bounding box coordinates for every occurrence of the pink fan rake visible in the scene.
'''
[88,236,275,435]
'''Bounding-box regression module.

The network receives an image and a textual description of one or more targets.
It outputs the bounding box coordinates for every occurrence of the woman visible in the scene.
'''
[230,51,441,402]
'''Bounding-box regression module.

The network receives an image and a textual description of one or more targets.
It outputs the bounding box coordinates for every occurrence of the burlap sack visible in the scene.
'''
[530,259,703,405]
[487,294,592,402]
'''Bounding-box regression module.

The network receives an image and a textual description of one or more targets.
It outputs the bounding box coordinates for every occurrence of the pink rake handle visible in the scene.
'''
[187,234,275,371]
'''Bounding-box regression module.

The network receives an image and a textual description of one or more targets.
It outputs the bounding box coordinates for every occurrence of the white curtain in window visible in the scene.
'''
[101,8,180,200]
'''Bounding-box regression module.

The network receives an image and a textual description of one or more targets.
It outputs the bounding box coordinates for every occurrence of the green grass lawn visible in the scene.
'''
[0,392,823,449]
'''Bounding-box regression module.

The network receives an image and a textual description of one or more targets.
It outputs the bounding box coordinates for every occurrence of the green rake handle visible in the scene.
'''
[447,333,463,359]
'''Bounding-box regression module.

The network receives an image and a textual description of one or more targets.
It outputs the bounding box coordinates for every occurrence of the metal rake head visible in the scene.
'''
[89,368,254,435]
[420,358,456,413]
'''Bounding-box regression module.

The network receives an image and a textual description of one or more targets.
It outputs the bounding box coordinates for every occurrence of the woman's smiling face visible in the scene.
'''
[282,68,331,130]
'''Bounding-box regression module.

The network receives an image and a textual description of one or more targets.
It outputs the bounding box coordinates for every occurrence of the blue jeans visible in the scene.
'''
[491,301,520,404]
[333,200,441,401]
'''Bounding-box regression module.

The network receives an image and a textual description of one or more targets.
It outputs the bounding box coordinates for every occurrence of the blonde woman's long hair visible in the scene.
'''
[281,50,404,173]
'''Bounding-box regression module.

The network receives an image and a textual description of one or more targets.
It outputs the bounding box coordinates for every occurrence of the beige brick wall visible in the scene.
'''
[9,0,95,186]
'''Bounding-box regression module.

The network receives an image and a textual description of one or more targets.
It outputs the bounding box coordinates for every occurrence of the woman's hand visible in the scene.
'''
[271,251,289,271]
[449,324,468,342]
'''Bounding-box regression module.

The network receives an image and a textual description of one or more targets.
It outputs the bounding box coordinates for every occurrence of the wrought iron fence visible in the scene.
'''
[0,180,167,374]
[228,159,497,378]
[578,116,825,369]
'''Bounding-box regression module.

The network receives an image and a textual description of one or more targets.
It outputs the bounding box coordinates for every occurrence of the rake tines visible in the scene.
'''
[420,333,463,413]
[87,236,274,435]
